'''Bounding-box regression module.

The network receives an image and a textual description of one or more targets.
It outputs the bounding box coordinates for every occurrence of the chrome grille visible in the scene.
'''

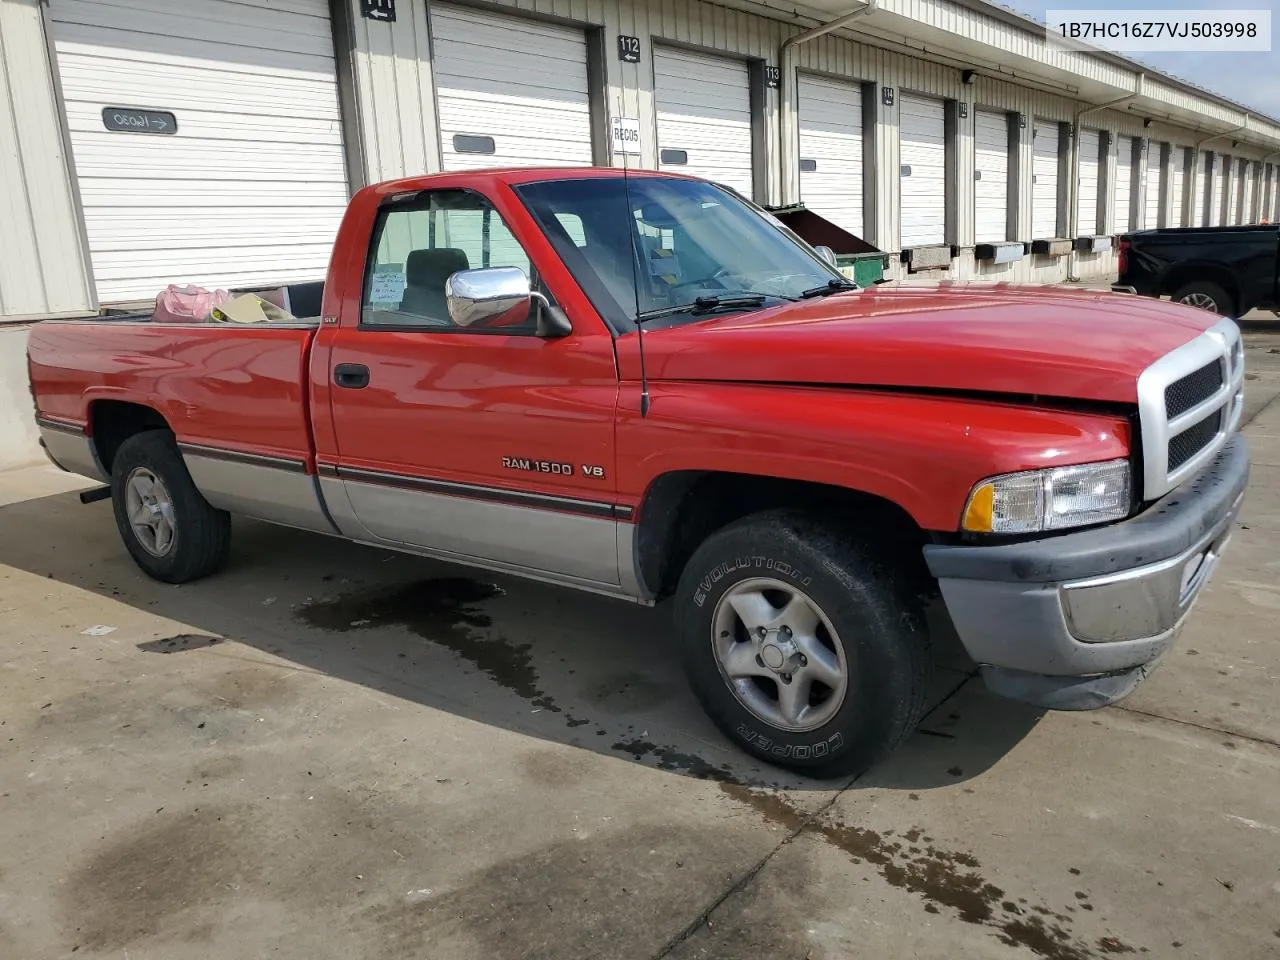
[1168,410,1222,470]
[1164,360,1224,419]
[1137,317,1243,501]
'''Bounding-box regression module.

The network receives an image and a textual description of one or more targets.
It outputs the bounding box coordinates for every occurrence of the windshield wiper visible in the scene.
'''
[799,278,860,299]
[636,293,784,323]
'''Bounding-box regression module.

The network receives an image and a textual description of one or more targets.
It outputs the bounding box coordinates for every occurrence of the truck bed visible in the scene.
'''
[28,317,320,466]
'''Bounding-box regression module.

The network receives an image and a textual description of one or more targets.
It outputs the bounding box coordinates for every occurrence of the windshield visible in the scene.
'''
[513,176,844,333]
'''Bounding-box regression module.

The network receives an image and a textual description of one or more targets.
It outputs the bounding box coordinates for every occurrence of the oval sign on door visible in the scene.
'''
[102,107,178,135]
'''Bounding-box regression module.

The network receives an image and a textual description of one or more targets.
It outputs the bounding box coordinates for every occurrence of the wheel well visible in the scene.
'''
[635,471,932,601]
[90,401,171,475]
[1161,263,1239,307]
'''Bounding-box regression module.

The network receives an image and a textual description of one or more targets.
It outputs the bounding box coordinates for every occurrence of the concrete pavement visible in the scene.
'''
[0,323,1278,959]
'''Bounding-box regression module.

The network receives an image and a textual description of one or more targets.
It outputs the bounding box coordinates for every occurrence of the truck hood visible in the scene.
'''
[626,284,1217,404]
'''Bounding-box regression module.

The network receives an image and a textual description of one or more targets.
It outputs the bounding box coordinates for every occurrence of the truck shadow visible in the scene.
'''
[0,485,1044,792]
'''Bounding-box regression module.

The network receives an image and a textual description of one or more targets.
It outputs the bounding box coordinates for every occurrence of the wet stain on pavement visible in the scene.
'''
[723,784,1125,960]
[64,805,257,951]
[296,578,563,712]
[612,739,745,782]
[364,823,745,960]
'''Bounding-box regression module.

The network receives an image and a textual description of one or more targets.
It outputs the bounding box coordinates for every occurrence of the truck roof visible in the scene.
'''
[370,165,696,195]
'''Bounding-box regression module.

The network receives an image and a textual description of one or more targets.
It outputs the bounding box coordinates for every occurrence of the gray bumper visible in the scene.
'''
[923,434,1249,710]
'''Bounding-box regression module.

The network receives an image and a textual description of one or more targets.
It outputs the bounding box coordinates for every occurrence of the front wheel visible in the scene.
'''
[674,509,932,779]
[110,431,231,583]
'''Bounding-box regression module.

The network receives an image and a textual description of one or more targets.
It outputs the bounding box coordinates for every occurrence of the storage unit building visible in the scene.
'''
[973,109,1010,242]
[48,0,349,303]
[1032,120,1060,238]
[653,46,754,197]
[796,74,865,239]
[432,5,595,172]
[898,94,947,248]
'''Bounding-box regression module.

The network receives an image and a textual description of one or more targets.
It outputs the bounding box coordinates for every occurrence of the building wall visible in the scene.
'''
[0,0,95,322]
[0,325,41,472]
[340,0,1280,288]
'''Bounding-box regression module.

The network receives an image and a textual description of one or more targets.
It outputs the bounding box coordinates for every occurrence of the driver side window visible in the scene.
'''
[362,190,536,333]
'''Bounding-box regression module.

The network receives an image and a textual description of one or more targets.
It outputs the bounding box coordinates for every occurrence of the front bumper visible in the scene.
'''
[923,434,1249,710]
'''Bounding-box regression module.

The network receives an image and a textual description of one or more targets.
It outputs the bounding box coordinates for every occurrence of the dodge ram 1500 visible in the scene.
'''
[29,167,1249,777]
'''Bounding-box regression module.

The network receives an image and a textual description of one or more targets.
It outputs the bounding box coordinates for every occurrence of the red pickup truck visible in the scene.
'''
[28,167,1249,777]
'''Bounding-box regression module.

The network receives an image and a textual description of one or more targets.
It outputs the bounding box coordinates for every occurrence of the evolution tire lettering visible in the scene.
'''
[691,556,813,608]
[735,724,844,758]
[502,457,573,476]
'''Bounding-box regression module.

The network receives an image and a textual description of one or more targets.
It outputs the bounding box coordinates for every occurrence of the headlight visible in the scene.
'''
[961,459,1131,534]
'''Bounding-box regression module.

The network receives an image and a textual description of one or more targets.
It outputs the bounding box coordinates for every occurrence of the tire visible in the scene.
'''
[674,509,932,779]
[1171,281,1234,316]
[110,431,231,583]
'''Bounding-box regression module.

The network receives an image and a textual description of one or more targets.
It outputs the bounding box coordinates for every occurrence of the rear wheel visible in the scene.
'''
[674,509,932,779]
[1171,281,1234,316]
[110,431,231,583]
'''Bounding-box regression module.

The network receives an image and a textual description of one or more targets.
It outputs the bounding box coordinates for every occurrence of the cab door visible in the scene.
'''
[322,185,622,587]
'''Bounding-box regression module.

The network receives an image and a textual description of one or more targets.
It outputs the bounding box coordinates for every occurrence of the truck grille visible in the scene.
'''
[1164,361,1224,419]
[1168,410,1222,471]
[1137,318,1244,501]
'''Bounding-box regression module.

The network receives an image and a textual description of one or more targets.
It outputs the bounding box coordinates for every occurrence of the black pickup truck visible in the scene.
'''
[1115,224,1279,317]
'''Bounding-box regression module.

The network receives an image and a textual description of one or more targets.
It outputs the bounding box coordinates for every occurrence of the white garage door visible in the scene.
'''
[973,110,1010,242]
[797,74,864,239]
[1170,147,1188,227]
[50,0,348,303]
[1193,151,1209,227]
[1146,140,1167,231]
[898,94,946,247]
[433,5,592,171]
[1115,135,1138,232]
[1227,159,1241,224]
[1214,155,1230,225]
[1075,127,1101,235]
[1241,162,1254,223]
[1032,120,1060,238]
[654,47,753,196]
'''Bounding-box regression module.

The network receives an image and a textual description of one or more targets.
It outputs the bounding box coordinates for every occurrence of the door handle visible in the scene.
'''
[334,363,370,389]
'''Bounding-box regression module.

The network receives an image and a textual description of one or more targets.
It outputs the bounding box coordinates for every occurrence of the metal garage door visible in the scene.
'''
[1215,155,1230,225]
[1229,158,1240,223]
[50,0,348,303]
[1032,120,1060,238]
[1193,151,1209,227]
[1116,134,1136,231]
[1146,140,1167,229]
[1170,147,1188,227]
[433,5,592,171]
[1075,127,1101,235]
[898,94,946,247]
[1241,162,1254,223]
[973,110,1009,242]
[797,74,864,238]
[653,47,753,196]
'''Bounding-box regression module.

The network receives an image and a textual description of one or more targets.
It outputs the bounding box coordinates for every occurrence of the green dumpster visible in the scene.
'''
[836,252,889,288]
[763,203,887,288]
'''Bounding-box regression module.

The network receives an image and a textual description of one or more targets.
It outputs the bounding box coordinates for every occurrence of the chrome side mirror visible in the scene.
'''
[814,245,839,268]
[445,267,570,337]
